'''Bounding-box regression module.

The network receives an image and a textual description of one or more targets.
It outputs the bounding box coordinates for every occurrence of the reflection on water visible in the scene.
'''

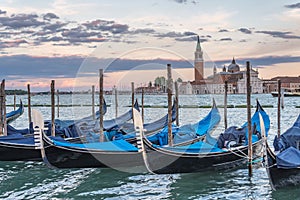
[1,94,299,199]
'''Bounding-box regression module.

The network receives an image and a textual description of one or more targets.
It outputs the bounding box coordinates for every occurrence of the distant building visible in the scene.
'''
[179,37,264,94]
[135,86,161,94]
[263,76,300,93]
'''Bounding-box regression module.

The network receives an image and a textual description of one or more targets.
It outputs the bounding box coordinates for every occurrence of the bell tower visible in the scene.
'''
[194,35,204,83]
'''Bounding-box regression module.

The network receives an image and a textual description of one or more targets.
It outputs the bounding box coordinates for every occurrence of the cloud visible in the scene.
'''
[0,9,6,15]
[172,0,188,3]
[215,55,300,67]
[0,55,83,79]
[82,19,129,34]
[0,13,45,29]
[43,13,59,21]
[43,22,68,32]
[0,39,28,49]
[218,29,229,32]
[219,37,232,41]
[171,0,199,4]
[238,28,252,34]
[285,3,300,9]
[175,36,198,42]
[1,54,299,80]
[130,28,156,34]
[255,30,300,39]
[155,31,197,39]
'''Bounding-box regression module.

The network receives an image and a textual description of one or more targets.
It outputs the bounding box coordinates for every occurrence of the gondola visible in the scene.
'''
[138,100,270,174]
[37,100,221,169]
[6,100,24,124]
[0,100,138,161]
[263,114,300,190]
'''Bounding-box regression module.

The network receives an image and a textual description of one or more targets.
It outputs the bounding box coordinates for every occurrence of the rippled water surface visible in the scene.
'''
[1,94,299,199]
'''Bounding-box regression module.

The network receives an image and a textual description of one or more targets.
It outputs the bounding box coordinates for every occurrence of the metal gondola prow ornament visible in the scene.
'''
[32,109,54,168]
[133,108,155,174]
[32,109,44,150]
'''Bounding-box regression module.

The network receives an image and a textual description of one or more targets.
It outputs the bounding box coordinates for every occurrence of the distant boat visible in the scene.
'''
[271,88,300,97]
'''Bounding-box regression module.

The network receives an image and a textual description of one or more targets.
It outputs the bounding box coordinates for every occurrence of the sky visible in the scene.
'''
[0,0,300,91]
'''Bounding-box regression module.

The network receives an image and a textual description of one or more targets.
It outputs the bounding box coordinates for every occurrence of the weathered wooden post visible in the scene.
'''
[27,84,32,127]
[92,85,95,120]
[2,80,7,136]
[224,80,228,130]
[114,86,118,118]
[56,89,60,118]
[131,82,135,117]
[14,92,16,111]
[141,87,144,122]
[246,61,252,177]
[175,81,179,126]
[167,64,173,146]
[51,80,55,137]
[277,79,281,138]
[0,81,3,135]
[99,69,104,142]
[0,80,7,136]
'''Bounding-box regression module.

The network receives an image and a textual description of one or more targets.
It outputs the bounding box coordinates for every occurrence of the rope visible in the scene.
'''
[227,146,249,159]
[247,157,263,165]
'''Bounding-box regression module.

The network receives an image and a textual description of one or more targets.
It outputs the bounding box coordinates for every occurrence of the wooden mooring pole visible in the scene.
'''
[131,82,134,116]
[224,80,228,130]
[141,87,144,122]
[114,86,118,118]
[99,69,104,142]
[51,80,55,137]
[175,81,179,127]
[167,64,173,146]
[56,89,60,118]
[0,80,3,135]
[27,84,32,127]
[0,80,7,136]
[2,80,6,136]
[14,92,16,111]
[246,61,252,177]
[277,79,281,138]
[92,85,95,120]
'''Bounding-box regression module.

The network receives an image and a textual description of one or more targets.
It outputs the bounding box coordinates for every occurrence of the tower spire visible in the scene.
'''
[196,35,201,51]
[194,35,204,83]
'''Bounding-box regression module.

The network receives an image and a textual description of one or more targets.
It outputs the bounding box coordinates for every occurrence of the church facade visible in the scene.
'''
[179,36,263,95]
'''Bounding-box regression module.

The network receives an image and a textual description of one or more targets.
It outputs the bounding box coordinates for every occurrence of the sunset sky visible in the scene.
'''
[0,0,300,91]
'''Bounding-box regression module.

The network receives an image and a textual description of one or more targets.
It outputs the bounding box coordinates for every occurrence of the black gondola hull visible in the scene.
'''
[0,143,41,161]
[43,138,145,171]
[268,166,300,189]
[265,145,300,189]
[143,139,263,174]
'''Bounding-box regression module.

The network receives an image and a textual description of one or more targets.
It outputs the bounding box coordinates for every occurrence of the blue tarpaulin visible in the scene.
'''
[273,114,300,151]
[155,141,225,153]
[53,138,138,152]
[276,146,300,169]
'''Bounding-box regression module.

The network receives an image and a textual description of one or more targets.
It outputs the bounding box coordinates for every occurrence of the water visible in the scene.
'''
[1,94,299,199]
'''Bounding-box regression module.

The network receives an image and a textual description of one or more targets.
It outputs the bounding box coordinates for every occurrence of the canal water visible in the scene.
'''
[0,93,299,199]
